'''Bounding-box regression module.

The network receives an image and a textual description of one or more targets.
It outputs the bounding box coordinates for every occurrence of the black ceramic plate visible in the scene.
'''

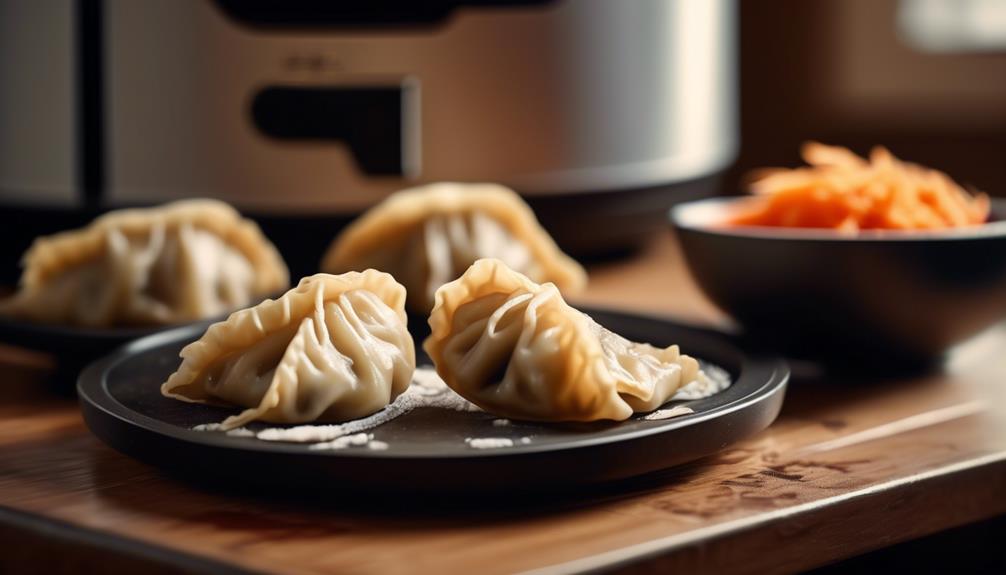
[78,308,789,493]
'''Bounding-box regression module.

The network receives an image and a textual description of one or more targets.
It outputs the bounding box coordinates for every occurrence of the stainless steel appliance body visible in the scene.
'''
[0,0,736,277]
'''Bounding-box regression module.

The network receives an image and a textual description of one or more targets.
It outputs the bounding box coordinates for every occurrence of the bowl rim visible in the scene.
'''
[670,196,1006,242]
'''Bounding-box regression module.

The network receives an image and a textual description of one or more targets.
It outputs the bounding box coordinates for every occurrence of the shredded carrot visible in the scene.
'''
[727,142,990,231]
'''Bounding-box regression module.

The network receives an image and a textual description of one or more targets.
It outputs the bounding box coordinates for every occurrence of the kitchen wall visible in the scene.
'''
[732,0,1006,196]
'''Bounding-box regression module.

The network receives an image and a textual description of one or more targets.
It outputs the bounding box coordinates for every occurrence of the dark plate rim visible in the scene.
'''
[671,196,1006,242]
[77,307,789,461]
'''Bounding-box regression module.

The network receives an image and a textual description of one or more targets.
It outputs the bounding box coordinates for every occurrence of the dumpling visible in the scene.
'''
[0,199,289,327]
[161,271,415,429]
[321,182,587,313]
[424,259,706,422]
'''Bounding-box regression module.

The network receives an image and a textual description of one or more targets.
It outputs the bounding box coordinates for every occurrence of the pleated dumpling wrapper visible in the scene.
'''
[424,259,708,422]
[0,199,289,327]
[161,271,415,430]
[321,182,587,313]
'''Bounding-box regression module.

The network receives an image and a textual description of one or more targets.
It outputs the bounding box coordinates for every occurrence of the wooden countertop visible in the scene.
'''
[2,233,1005,575]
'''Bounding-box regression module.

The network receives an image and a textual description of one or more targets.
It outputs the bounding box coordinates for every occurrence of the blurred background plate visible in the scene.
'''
[0,316,214,383]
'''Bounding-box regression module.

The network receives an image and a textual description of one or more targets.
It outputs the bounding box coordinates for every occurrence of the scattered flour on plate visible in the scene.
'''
[308,432,372,451]
[225,428,255,438]
[643,406,695,421]
[254,367,479,443]
[672,365,732,401]
[307,433,391,452]
[194,423,256,437]
[192,364,731,447]
[309,432,370,450]
[465,437,514,449]
[193,367,479,448]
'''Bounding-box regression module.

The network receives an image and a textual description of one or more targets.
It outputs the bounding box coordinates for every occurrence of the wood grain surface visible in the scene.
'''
[1,232,1005,575]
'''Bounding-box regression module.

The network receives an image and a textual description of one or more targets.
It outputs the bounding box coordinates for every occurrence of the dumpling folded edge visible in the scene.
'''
[161,270,409,419]
[14,198,289,297]
[424,258,703,422]
[320,182,588,294]
[424,258,635,421]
